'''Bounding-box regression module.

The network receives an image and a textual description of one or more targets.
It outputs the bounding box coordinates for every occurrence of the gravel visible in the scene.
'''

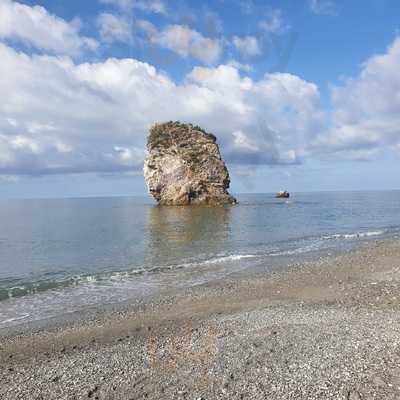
[1,239,400,399]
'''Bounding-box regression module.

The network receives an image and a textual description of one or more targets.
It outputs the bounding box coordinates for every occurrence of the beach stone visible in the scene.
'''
[348,390,361,400]
[144,121,237,206]
[87,386,99,398]
[372,376,386,387]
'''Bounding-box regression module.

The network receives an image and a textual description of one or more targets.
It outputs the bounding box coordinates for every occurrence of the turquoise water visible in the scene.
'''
[1,191,400,327]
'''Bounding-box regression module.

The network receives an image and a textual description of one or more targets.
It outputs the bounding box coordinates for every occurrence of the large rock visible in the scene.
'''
[144,121,237,206]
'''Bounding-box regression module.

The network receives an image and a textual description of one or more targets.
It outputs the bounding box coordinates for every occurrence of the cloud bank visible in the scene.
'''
[313,37,400,160]
[0,40,322,175]
[0,0,399,180]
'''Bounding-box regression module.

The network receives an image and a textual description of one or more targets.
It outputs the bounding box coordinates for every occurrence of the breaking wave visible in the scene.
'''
[323,230,385,240]
[0,253,258,301]
[0,229,393,302]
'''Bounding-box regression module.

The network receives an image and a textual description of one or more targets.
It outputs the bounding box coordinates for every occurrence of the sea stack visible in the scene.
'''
[144,121,237,206]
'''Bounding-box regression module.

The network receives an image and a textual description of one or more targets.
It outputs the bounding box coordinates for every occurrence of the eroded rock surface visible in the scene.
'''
[144,121,237,206]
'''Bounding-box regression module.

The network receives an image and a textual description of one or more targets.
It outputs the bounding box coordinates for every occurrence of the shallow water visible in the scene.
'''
[1,191,400,327]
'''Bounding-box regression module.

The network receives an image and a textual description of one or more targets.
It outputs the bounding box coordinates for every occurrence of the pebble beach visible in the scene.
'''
[1,238,400,399]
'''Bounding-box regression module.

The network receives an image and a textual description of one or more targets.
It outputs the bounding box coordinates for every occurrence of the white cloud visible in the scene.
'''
[313,37,400,160]
[309,0,338,16]
[0,42,322,176]
[238,0,255,15]
[232,130,259,152]
[99,0,167,15]
[136,19,158,37]
[97,13,132,43]
[106,146,145,167]
[147,24,223,65]
[0,0,98,55]
[136,0,166,15]
[227,60,253,72]
[259,9,289,34]
[232,35,261,57]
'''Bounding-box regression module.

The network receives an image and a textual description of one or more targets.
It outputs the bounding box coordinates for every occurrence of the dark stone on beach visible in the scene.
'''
[347,390,361,400]
[88,386,99,398]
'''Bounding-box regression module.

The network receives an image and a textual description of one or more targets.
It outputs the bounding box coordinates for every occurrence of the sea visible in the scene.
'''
[1,191,400,329]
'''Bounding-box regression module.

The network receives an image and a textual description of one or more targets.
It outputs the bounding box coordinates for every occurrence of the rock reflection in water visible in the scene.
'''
[143,206,232,268]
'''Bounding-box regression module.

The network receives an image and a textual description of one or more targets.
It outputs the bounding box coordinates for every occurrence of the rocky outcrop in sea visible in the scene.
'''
[144,121,237,206]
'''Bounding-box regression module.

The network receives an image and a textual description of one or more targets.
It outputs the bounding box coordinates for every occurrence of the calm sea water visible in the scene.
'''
[1,191,400,328]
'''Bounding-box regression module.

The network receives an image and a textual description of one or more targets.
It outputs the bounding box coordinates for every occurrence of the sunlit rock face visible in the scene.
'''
[144,121,237,206]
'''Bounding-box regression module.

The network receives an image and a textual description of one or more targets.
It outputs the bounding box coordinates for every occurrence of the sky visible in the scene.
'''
[0,0,400,199]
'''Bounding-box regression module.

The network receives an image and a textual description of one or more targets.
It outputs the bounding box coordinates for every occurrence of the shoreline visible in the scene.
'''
[2,238,400,399]
[0,229,393,334]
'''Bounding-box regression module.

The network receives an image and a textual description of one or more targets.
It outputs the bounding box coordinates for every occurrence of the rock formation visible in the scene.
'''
[144,121,237,206]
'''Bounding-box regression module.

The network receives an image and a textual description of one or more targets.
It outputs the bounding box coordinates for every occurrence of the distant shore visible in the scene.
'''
[2,238,400,399]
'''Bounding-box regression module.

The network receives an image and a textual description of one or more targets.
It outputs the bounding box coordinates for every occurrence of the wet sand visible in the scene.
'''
[1,238,400,399]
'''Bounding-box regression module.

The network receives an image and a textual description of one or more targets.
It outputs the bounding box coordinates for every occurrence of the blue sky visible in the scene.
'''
[0,0,400,198]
